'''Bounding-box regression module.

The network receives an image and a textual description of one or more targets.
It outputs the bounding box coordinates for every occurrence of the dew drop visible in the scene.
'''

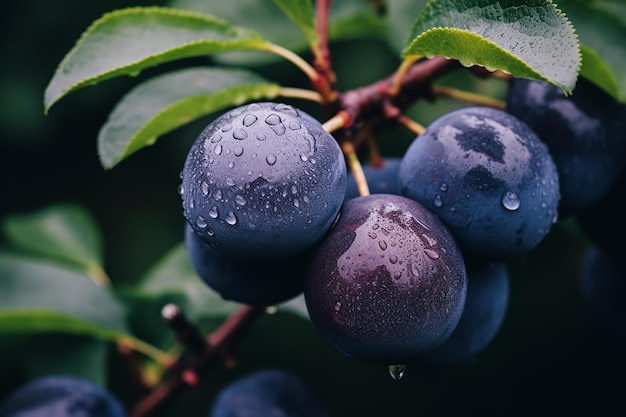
[368,232,377,239]
[233,128,247,140]
[389,255,398,264]
[293,199,300,207]
[393,270,402,280]
[257,134,266,141]
[196,215,207,228]
[266,154,277,165]
[502,190,521,211]
[226,178,236,187]
[211,135,222,143]
[424,248,440,260]
[388,364,406,380]
[234,146,244,156]
[243,114,258,127]
[265,114,281,125]
[209,206,219,219]
[177,184,185,195]
[221,124,232,132]
[300,153,309,162]
[289,121,301,130]
[225,211,237,225]
[440,183,448,192]
[214,144,223,155]
[235,195,246,206]
[334,301,342,312]
[201,182,209,196]
[378,241,387,251]
[434,194,443,207]
[206,227,214,237]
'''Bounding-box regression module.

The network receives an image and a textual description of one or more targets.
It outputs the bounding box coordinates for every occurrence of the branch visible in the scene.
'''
[130,304,265,417]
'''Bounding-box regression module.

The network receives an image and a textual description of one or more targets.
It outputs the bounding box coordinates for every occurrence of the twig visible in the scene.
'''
[130,304,265,417]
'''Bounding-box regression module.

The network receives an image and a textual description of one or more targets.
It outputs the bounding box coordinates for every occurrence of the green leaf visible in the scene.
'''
[138,241,241,321]
[168,0,384,65]
[559,0,626,102]
[0,254,129,341]
[1,203,107,284]
[44,6,271,112]
[24,335,108,386]
[272,0,319,53]
[98,67,281,169]
[403,0,580,94]
[385,0,431,53]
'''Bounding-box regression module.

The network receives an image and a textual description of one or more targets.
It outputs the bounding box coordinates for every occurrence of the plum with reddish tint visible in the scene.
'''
[304,194,467,364]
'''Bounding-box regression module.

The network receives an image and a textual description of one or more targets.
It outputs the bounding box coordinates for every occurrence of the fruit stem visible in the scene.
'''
[278,87,324,103]
[118,336,176,369]
[263,43,320,85]
[397,114,426,136]
[432,85,506,110]
[342,141,370,197]
[322,110,350,133]
[389,55,423,96]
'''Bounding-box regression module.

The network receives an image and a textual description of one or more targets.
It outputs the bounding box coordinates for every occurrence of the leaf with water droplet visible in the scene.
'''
[402,0,580,94]
[97,67,281,169]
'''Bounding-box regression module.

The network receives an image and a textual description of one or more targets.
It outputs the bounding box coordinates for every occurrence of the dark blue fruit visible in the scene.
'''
[210,369,332,417]
[185,223,305,305]
[416,262,510,368]
[344,157,402,200]
[580,244,626,339]
[304,194,467,364]
[0,375,127,417]
[506,77,626,215]
[181,102,346,262]
[398,106,560,261]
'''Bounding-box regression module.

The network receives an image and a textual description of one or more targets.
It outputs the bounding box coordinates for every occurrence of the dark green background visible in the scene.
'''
[0,1,624,416]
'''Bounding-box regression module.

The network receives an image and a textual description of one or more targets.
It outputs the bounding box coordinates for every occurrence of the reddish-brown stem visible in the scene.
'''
[314,0,338,104]
[130,304,265,417]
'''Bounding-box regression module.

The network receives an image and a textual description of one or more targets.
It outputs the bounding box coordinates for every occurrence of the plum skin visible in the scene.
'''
[181,102,346,262]
[185,223,306,305]
[304,194,467,364]
[210,369,332,417]
[506,77,626,215]
[398,106,560,261]
[0,375,127,417]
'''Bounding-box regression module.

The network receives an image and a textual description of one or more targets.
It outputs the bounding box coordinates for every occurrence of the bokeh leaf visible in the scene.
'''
[1,203,107,284]
[559,0,626,102]
[44,6,271,112]
[403,0,580,94]
[0,254,128,340]
[272,0,319,54]
[98,67,281,169]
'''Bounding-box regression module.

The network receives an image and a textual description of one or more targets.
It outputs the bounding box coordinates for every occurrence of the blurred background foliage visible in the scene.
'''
[0,1,624,416]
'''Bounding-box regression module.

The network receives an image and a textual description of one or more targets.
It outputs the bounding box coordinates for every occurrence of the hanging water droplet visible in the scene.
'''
[209,206,219,219]
[502,190,520,211]
[225,211,237,225]
[388,364,406,380]
[266,154,277,165]
[206,227,215,237]
[177,184,185,195]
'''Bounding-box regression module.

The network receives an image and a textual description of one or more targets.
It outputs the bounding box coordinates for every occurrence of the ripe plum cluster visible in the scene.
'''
[180,76,626,377]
